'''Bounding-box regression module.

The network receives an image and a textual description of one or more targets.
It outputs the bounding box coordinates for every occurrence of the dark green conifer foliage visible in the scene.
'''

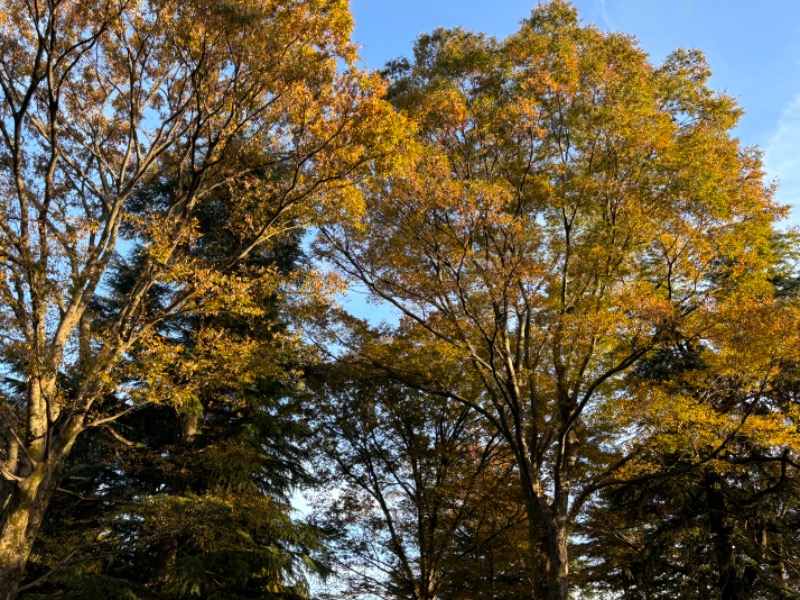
[19,176,327,599]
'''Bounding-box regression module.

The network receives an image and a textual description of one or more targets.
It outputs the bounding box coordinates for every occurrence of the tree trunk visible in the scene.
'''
[0,434,75,600]
[705,472,757,600]
[156,407,200,584]
[521,482,548,599]
[517,435,575,600]
[0,502,34,600]
[522,431,574,600]
[545,514,570,600]
[519,483,571,600]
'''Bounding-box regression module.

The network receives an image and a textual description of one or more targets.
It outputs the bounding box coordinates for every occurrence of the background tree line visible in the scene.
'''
[0,1,797,599]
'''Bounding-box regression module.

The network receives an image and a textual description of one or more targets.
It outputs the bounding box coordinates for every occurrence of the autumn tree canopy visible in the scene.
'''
[0,1,798,599]
[318,3,799,599]
[0,0,400,597]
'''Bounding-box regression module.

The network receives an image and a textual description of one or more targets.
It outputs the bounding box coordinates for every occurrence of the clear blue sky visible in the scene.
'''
[350,0,800,216]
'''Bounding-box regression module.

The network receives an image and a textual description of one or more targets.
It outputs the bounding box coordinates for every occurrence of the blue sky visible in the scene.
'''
[350,0,800,217]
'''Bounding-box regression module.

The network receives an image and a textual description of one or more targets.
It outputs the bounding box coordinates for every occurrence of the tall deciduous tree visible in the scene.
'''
[0,0,399,596]
[318,3,794,598]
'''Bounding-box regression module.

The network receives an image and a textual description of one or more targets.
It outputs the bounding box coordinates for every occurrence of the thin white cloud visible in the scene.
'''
[597,0,613,30]
[764,92,800,221]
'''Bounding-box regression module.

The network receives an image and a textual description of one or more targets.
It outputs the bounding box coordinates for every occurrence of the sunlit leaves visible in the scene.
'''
[319,3,792,596]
